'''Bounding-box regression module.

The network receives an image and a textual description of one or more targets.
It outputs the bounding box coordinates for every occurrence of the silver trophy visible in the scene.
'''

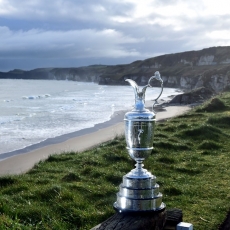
[114,71,166,212]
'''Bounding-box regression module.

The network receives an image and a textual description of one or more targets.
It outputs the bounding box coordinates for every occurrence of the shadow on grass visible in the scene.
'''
[175,167,202,176]
[178,124,224,140]
[177,113,206,119]
[207,115,230,128]
[105,174,122,184]
[0,177,16,187]
[198,140,222,150]
[46,154,74,162]
[104,153,128,162]
[62,173,81,182]
[164,186,182,196]
[2,185,29,195]
[37,185,62,201]
[154,141,190,151]
[201,150,220,156]
[196,97,227,112]
[157,156,176,164]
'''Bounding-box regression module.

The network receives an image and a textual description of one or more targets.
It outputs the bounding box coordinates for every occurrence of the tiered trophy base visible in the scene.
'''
[114,166,166,212]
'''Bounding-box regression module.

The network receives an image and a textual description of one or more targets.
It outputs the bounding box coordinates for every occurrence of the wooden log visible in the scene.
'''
[91,209,183,230]
[91,210,167,230]
[218,210,230,230]
[164,209,183,230]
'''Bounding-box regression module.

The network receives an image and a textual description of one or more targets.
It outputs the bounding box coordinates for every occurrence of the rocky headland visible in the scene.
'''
[1,46,230,95]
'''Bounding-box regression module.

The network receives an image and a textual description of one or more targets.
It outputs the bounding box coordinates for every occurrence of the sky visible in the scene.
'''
[0,0,230,72]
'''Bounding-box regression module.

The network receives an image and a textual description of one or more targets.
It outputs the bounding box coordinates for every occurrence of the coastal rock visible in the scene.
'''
[197,55,216,65]
[209,74,230,92]
[2,46,230,92]
[169,87,213,105]
[167,76,178,87]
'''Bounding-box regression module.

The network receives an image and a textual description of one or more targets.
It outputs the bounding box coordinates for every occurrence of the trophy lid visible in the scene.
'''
[124,79,155,121]
[125,79,149,112]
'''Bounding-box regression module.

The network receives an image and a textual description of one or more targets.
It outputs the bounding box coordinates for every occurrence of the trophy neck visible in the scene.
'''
[134,98,147,111]
[126,162,153,179]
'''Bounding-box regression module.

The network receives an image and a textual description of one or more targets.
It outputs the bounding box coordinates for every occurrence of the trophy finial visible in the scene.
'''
[149,71,163,85]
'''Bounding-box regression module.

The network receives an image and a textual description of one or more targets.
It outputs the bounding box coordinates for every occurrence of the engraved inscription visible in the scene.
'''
[138,129,144,144]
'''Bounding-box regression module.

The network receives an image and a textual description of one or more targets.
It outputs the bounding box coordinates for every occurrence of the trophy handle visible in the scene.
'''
[125,71,163,110]
[148,71,164,108]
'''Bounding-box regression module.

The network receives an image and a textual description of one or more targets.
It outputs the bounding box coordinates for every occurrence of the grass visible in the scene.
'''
[1,92,230,229]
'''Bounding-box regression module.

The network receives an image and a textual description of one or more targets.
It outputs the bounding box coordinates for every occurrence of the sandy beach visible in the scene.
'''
[0,105,191,176]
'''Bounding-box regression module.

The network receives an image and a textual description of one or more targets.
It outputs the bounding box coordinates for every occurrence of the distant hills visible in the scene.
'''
[1,46,230,92]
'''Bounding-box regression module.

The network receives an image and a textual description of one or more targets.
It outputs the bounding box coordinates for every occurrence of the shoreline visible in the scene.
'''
[0,97,175,160]
[0,109,127,161]
[0,104,191,176]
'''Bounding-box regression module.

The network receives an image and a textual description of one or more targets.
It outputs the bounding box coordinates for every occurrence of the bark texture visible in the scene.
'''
[91,210,167,230]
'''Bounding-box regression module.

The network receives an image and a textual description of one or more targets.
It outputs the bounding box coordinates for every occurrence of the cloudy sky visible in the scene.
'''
[0,0,230,71]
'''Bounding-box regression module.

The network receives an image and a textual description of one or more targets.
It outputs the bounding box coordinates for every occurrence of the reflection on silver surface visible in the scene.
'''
[118,184,160,199]
[122,174,156,187]
[115,193,163,211]
[114,71,166,212]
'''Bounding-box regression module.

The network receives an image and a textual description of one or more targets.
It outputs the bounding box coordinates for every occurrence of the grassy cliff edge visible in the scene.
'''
[0,91,230,229]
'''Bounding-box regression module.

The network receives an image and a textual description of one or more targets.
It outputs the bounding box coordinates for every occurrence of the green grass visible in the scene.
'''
[1,92,230,229]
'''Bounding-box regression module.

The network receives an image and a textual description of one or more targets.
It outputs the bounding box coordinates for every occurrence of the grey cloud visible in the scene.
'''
[0,27,141,59]
[1,0,230,71]
[1,0,134,23]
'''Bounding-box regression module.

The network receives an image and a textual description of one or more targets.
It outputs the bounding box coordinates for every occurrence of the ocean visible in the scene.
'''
[0,79,180,156]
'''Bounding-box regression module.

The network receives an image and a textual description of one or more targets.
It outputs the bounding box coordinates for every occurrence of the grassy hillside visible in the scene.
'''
[0,92,230,229]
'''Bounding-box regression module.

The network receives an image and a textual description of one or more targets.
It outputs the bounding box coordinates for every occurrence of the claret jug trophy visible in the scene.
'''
[113,71,166,212]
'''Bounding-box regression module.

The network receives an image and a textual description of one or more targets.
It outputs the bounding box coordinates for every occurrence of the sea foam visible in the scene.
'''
[0,79,181,156]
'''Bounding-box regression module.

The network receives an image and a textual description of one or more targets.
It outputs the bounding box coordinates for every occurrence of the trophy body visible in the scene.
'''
[125,110,155,161]
[113,72,166,212]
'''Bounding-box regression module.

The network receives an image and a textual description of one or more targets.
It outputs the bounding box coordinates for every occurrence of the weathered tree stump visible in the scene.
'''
[164,209,183,230]
[91,209,183,230]
[219,210,230,230]
[91,210,167,230]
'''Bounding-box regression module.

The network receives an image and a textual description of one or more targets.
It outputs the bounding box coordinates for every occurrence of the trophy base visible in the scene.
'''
[114,170,166,212]
[113,201,166,213]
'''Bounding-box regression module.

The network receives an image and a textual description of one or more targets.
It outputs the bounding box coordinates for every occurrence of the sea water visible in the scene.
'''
[0,79,180,155]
